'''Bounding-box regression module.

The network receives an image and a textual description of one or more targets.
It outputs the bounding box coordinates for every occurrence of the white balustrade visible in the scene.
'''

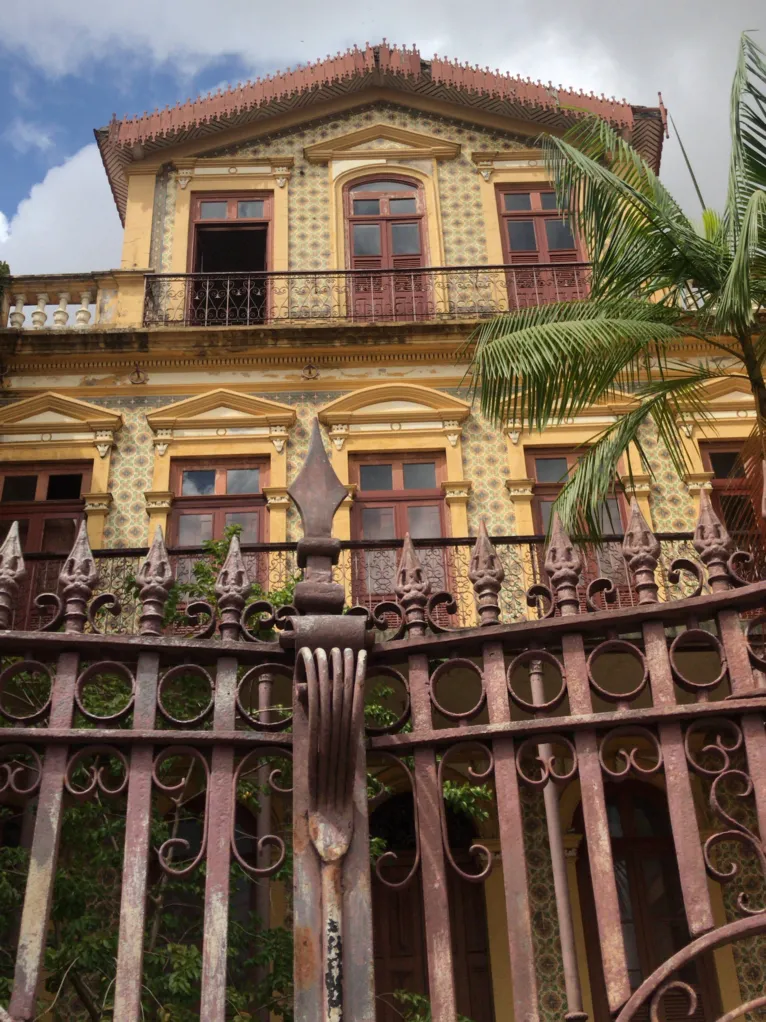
[30,293,48,328]
[9,293,25,329]
[52,292,70,327]
[75,290,92,326]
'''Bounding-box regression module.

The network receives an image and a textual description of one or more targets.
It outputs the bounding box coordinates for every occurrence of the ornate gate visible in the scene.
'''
[1,420,766,1022]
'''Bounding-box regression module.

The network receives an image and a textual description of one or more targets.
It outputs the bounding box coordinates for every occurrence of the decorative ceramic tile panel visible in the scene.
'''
[636,422,698,531]
[155,102,531,272]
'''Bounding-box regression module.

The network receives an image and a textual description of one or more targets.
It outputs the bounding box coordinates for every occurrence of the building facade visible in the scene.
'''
[1,42,766,1022]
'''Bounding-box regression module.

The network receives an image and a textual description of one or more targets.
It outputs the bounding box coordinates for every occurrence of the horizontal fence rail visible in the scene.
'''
[142,263,592,327]
[5,532,729,635]
[2,485,766,1022]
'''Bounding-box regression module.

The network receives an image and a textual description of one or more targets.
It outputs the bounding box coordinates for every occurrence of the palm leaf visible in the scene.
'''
[552,371,725,536]
[468,298,685,430]
[726,33,766,246]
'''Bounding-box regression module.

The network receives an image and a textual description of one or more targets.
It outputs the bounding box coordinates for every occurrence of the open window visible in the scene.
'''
[189,193,272,324]
[0,462,90,553]
[345,176,429,321]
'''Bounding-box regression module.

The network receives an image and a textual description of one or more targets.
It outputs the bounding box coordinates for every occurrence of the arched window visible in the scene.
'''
[576,783,721,1022]
[344,176,428,321]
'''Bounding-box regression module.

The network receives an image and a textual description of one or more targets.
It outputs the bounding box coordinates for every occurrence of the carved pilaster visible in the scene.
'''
[137,526,174,636]
[0,522,26,630]
[395,534,431,637]
[469,519,504,626]
[622,497,660,604]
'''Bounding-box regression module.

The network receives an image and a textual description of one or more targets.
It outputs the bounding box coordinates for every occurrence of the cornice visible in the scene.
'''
[303,122,460,163]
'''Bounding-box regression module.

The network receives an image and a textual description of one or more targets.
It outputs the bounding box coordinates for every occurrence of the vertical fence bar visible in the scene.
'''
[293,652,323,1022]
[563,632,631,1012]
[482,643,540,1022]
[9,651,79,1020]
[548,519,631,1012]
[645,619,715,934]
[409,652,458,1022]
[200,655,238,1022]
[113,651,161,1021]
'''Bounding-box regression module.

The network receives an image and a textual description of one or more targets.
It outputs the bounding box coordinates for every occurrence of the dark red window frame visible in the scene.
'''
[168,457,269,547]
[349,452,448,541]
[496,184,582,265]
[0,462,91,553]
[188,191,274,273]
[344,175,427,271]
[524,447,626,535]
[700,441,764,549]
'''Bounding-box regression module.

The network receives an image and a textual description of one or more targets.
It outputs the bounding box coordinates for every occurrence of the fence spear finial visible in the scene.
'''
[622,497,660,604]
[469,519,504,626]
[59,521,99,633]
[0,522,26,631]
[693,488,734,592]
[395,533,431,636]
[544,514,582,616]
[215,533,251,640]
[137,526,174,635]
[288,419,347,615]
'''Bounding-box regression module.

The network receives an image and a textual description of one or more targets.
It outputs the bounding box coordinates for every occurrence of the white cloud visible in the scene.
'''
[4,117,55,155]
[2,0,764,215]
[0,144,123,275]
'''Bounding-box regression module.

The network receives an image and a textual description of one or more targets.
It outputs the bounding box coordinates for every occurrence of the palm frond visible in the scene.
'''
[726,33,766,245]
[552,372,721,536]
[717,187,766,332]
[542,119,725,304]
[468,298,685,429]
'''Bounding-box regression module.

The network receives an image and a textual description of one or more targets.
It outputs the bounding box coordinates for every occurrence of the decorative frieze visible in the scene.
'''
[144,490,174,513]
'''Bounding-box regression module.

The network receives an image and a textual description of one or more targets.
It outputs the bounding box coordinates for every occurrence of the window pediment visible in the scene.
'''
[147,390,296,432]
[304,124,461,164]
[0,392,121,437]
[319,385,470,428]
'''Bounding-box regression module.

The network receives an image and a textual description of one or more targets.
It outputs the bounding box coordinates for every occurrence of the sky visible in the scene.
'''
[0,0,764,276]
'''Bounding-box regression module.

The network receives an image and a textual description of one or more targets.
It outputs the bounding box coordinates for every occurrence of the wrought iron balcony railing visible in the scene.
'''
[142,262,591,327]
[9,531,729,635]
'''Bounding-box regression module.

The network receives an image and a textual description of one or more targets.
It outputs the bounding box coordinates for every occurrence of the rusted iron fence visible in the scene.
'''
[142,263,591,327]
[2,429,766,1022]
[9,532,715,635]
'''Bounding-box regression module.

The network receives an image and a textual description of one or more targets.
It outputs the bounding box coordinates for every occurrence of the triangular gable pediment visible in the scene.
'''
[0,392,122,433]
[319,384,470,425]
[146,389,296,430]
[699,378,755,407]
[303,124,461,164]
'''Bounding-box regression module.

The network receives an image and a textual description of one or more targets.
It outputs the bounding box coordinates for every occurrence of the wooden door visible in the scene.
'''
[346,178,429,321]
[371,795,495,1022]
[577,784,721,1022]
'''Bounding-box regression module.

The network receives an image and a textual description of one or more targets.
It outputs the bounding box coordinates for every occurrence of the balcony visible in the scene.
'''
[8,531,734,636]
[142,263,591,327]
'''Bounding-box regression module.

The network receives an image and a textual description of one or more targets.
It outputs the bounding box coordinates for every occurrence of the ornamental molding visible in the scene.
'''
[303,123,461,163]
[174,155,295,184]
[147,389,296,452]
[442,480,471,502]
[471,148,544,178]
[263,486,291,508]
[82,491,113,514]
[144,490,174,512]
[319,384,470,434]
[505,478,535,498]
[684,471,715,496]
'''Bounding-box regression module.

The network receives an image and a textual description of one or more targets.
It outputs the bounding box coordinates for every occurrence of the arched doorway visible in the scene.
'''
[576,782,721,1022]
[344,176,429,321]
[370,792,495,1022]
